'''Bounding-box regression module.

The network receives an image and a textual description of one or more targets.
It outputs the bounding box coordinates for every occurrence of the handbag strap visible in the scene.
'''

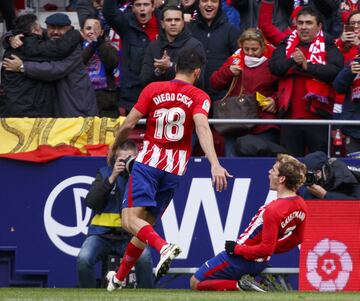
[220,70,245,104]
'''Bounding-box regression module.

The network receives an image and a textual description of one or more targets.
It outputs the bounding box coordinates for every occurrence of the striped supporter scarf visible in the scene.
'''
[352,72,360,101]
[285,29,334,105]
[227,44,274,68]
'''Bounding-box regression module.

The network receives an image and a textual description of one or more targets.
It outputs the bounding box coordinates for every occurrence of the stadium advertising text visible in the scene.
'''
[4,157,359,289]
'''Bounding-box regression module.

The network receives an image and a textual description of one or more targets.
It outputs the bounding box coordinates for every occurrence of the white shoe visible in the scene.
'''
[106,271,122,292]
[154,244,181,280]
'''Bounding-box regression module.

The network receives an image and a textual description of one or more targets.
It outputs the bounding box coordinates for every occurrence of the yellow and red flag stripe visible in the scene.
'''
[0,117,125,162]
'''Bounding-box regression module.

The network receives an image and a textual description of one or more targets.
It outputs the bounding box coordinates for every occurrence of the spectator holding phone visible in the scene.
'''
[336,10,360,63]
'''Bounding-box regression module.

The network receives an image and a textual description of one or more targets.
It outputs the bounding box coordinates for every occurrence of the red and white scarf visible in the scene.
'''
[286,29,326,64]
[228,44,274,69]
[286,29,333,104]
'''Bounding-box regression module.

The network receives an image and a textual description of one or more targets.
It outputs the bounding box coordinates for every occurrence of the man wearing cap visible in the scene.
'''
[1,13,82,117]
[3,13,98,118]
[302,151,360,200]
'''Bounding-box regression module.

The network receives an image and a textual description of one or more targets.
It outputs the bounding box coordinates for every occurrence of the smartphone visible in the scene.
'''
[344,24,354,32]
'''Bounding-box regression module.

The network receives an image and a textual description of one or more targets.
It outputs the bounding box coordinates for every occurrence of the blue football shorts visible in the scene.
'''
[194,251,268,282]
[122,161,181,217]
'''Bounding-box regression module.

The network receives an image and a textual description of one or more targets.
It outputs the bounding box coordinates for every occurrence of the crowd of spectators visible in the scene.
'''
[2,0,360,157]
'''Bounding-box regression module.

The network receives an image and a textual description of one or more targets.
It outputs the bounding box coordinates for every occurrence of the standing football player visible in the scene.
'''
[106,48,231,291]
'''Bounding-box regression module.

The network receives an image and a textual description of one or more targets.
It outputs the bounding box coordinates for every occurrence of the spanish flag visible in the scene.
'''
[0,117,125,162]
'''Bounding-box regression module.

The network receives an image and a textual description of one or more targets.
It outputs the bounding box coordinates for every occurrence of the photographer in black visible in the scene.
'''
[77,140,154,288]
[302,151,360,200]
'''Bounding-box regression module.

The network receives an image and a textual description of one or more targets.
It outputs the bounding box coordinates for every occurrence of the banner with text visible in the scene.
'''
[1,156,300,288]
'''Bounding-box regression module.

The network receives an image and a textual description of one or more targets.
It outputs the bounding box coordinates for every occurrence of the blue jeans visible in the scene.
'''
[225,129,280,157]
[225,136,237,157]
[77,235,154,288]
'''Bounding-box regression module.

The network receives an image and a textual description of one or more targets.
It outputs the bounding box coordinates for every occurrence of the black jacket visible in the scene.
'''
[188,8,240,103]
[311,0,342,40]
[233,0,293,33]
[333,65,360,140]
[269,36,343,83]
[103,0,161,110]
[0,29,81,117]
[304,158,360,200]
[140,27,206,87]
[233,0,341,39]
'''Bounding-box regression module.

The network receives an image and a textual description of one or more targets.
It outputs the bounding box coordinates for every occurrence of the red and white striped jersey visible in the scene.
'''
[235,196,307,262]
[134,80,210,175]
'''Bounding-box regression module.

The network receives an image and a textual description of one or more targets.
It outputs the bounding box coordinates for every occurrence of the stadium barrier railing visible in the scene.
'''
[138,118,360,157]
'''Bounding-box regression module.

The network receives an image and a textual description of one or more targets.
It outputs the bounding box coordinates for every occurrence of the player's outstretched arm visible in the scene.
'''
[193,113,232,192]
[108,108,143,165]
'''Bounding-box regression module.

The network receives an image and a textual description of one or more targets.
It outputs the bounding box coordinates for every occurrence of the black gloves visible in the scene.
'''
[225,240,237,255]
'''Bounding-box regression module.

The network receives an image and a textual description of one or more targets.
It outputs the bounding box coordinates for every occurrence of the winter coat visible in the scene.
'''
[188,8,240,103]
[258,0,341,47]
[303,151,360,200]
[269,36,344,118]
[86,166,131,237]
[24,44,98,117]
[221,0,240,27]
[311,0,342,40]
[103,0,161,110]
[333,64,360,140]
[141,27,206,87]
[258,0,292,47]
[233,0,293,33]
[0,29,81,117]
[210,54,278,135]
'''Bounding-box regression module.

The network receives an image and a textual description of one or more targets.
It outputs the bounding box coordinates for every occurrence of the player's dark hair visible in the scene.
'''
[161,5,184,20]
[297,6,323,25]
[14,14,38,35]
[277,154,306,191]
[176,48,204,74]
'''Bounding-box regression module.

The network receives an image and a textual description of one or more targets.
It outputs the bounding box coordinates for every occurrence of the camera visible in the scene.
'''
[120,155,135,174]
[304,171,317,186]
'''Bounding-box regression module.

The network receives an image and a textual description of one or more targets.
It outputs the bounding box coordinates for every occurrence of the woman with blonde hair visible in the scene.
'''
[211,28,281,157]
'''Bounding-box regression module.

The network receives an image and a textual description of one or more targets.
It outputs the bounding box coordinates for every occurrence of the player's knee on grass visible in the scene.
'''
[190,275,199,290]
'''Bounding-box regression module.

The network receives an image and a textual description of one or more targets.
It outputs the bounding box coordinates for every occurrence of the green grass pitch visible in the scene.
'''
[1,289,360,301]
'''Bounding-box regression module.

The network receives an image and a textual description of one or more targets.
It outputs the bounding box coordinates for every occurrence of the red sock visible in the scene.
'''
[115,242,144,281]
[136,224,167,253]
[196,280,239,291]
